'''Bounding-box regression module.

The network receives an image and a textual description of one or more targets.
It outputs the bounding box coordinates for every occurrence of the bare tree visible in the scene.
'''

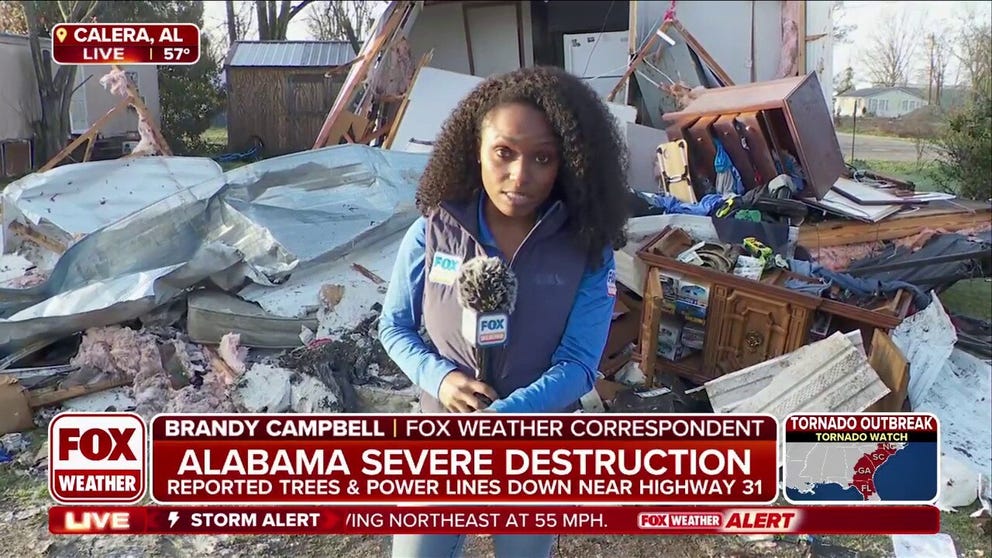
[21,1,101,163]
[831,1,857,44]
[222,0,255,46]
[834,66,855,96]
[306,0,374,53]
[920,31,950,106]
[226,0,237,45]
[255,0,313,40]
[859,9,918,87]
[954,18,992,101]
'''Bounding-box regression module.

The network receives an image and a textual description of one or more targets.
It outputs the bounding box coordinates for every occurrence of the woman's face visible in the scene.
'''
[478,102,560,221]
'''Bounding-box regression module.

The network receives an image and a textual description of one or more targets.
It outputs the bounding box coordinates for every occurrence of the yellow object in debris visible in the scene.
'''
[742,237,772,261]
[657,140,697,204]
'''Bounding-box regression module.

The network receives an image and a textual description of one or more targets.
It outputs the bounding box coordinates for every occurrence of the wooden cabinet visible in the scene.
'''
[633,226,911,387]
[704,285,811,376]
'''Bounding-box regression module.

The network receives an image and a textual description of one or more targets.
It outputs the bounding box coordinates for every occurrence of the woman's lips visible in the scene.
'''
[502,191,531,206]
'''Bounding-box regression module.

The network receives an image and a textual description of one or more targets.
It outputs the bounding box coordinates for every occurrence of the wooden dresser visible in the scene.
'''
[633,226,912,386]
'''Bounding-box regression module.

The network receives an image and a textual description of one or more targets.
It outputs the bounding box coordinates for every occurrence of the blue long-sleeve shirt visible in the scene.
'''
[378,204,616,413]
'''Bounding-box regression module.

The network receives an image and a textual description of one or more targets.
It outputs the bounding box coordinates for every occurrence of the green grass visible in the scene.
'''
[940,278,992,320]
[835,122,906,138]
[201,126,227,146]
[847,158,957,194]
[0,431,48,504]
[220,161,248,172]
[942,503,992,556]
[846,162,992,321]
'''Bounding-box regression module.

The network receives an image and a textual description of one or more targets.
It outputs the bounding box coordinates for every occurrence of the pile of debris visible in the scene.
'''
[0,143,428,438]
[0,4,989,550]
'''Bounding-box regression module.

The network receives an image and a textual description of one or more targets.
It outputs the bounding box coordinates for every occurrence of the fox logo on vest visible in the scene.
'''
[607,269,617,297]
[428,252,462,286]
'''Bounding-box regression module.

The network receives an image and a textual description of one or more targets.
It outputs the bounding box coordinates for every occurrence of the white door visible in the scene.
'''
[465,3,521,77]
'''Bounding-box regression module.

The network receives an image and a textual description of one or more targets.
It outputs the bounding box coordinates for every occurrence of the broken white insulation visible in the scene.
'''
[218,332,248,375]
[69,325,237,418]
[915,348,992,479]
[98,68,162,156]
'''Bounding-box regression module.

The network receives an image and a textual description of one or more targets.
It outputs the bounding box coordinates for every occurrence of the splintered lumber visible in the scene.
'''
[313,1,414,149]
[383,49,434,149]
[39,66,171,171]
[39,96,131,172]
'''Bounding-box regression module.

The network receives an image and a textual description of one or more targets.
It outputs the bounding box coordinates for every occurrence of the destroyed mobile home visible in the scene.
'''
[0,0,990,529]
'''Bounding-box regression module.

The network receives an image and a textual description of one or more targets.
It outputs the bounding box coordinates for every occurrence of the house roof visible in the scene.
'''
[838,86,926,100]
[227,41,356,68]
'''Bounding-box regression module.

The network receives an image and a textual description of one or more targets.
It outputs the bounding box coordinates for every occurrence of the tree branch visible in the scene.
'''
[287,0,313,19]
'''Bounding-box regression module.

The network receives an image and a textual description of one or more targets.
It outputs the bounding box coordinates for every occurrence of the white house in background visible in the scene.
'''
[0,32,160,174]
[834,87,927,118]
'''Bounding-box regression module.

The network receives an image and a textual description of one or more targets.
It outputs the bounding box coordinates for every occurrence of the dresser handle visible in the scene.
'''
[745,331,763,352]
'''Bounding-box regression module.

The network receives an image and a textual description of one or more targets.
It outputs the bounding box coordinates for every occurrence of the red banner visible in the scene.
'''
[149,414,778,505]
[48,505,940,536]
[51,24,200,65]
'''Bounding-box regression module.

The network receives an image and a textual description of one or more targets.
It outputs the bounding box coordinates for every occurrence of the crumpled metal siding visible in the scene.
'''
[0,144,428,357]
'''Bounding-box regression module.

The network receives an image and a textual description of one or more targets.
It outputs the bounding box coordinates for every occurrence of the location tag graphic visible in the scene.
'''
[55,27,67,42]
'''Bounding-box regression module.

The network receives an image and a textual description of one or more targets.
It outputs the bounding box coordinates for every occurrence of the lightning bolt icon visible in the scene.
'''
[167,511,180,529]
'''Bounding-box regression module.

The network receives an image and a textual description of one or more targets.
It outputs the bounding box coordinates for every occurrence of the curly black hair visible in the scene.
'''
[415,65,629,267]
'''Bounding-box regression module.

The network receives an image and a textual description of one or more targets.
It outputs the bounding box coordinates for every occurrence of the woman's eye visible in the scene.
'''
[535,154,551,164]
[495,148,512,159]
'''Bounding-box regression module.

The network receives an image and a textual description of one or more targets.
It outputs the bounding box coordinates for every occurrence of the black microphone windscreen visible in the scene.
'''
[456,256,518,314]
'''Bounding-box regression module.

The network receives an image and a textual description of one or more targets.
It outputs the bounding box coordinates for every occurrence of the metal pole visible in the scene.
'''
[850,99,858,162]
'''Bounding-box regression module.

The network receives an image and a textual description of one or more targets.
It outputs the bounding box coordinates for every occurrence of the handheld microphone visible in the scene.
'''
[456,256,518,408]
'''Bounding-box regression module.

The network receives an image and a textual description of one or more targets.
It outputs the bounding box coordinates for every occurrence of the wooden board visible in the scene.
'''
[798,204,992,247]
[684,115,719,195]
[382,50,434,149]
[657,140,695,203]
[833,177,918,206]
[735,111,778,185]
[865,329,909,412]
[386,67,483,152]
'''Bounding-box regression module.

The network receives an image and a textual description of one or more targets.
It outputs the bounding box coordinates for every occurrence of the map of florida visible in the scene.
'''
[848,443,900,498]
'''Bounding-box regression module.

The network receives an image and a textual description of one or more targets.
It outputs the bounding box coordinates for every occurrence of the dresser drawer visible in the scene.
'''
[704,284,812,376]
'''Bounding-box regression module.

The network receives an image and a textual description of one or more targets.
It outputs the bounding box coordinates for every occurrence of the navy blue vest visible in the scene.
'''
[420,196,586,412]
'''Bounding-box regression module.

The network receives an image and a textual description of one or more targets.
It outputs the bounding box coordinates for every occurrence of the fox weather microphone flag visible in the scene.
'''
[456,256,517,402]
